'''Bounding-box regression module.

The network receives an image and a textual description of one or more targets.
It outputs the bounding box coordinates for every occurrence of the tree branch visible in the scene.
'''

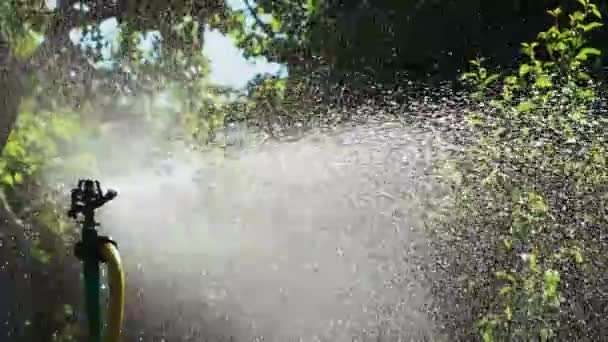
[0,190,29,275]
[0,45,23,155]
[41,1,121,55]
[243,0,275,38]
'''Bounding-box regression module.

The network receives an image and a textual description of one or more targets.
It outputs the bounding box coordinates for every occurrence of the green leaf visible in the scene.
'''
[499,285,512,296]
[502,239,512,250]
[535,75,552,89]
[496,271,517,283]
[1,173,13,186]
[465,112,484,127]
[504,75,518,85]
[573,249,584,264]
[482,73,500,87]
[565,246,585,264]
[12,29,43,59]
[461,72,478,82]
[547,7,562,17]
[570,11,585,23]
[31,246,51,264]
[591,5,602,18]
[519,63,531,76]
[13,172,23,184]
[577,71,591,81]
[576,47,601,61]
[481,324,495,342]
[516,101,536,113]
[504,305,512,321]
[582,22,603,32]
[64,304,74,316]
[306,0,319,15]
[4,139,26,158]
[543,269,560,303]
[270,16,282,33]
[528,192,547,212]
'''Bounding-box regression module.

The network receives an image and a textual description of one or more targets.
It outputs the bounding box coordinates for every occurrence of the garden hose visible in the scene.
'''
[99,240,125,342]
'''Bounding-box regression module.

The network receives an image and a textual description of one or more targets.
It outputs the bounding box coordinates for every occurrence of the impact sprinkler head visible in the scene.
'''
[67,179,117,229]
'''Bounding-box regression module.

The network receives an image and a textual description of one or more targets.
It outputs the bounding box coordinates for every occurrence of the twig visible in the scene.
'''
[242,0,275,38]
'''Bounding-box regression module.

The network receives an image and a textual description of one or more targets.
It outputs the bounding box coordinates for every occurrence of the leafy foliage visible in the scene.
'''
[436,0,608,340]
[0,100,79,188]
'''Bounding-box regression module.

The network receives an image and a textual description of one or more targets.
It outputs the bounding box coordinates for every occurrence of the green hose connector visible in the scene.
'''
[82,228,102,342]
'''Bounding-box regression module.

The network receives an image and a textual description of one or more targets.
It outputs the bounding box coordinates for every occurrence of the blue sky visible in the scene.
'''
[50,0,286,89]
[208,0,287,88]
[203,29,285,88]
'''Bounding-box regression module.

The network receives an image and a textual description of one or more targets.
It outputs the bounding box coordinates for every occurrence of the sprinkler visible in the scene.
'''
[68,179,125,342]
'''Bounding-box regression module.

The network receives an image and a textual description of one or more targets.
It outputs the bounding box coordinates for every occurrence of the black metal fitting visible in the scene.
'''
[68,179,117,228]
[74,235,119,263]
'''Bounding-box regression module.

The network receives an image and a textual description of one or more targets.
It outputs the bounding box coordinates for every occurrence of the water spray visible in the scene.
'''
[68,179,125,342]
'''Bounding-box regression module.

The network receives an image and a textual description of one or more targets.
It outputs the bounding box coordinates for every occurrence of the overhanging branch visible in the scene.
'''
[43,1,121,51]
[243,0,275,38]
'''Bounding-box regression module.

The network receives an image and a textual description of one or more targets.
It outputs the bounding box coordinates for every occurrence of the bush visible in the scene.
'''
[433,0,608,340]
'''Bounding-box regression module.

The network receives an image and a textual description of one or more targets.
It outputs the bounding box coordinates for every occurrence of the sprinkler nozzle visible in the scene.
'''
[67,179,117,228]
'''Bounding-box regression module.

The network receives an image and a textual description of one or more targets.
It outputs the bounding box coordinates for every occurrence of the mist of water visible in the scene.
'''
[49,104,458,341]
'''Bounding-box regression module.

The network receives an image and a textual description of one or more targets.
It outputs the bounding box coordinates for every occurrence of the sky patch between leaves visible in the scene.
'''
[49,0,286,89]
